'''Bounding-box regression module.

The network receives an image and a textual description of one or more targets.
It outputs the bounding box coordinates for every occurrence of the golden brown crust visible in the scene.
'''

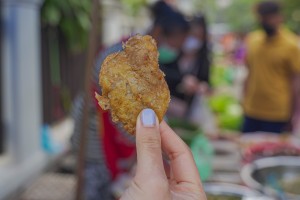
[96,35,170,134]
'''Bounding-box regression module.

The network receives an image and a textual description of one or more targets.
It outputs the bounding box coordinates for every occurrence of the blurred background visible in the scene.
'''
[1,0,300,199]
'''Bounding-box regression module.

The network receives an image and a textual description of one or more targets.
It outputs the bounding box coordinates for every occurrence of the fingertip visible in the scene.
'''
[135,108,164,177]
[135,109,161,145]
[159,120,178,138]
[140,108,157,127]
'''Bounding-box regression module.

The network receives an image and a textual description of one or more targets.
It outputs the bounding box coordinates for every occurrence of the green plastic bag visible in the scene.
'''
[191,134,214,181]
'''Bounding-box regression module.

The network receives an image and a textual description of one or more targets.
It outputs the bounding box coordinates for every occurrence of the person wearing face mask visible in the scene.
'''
[180,15,211,85]
[151,2,190,101]
[242,1,300,134]
[168,14,211,119]
[148,2,191,118]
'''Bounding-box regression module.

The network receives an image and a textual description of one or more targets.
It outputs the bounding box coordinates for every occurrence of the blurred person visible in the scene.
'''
[232,32,247,66]
[221,33,236,61]
[180,14,211,85]
[152,2,189,97]
[71,1,190,199]
[120,108,206,200]
[242,1,300,133]
[167,14,211,118]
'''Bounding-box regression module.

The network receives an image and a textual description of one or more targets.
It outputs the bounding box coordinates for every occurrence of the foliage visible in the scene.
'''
[222,0,260,33]
[282,0,300,33]
[120,0,147,16]
[221,0,300,33]
[192,0,218,23]
[41,0,92,52]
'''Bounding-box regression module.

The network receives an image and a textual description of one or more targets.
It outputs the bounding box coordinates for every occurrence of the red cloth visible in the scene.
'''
[92,83,136,179]
[91,36,135,179]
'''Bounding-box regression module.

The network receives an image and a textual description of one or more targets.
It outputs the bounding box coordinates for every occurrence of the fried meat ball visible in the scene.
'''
[95,35,170,135]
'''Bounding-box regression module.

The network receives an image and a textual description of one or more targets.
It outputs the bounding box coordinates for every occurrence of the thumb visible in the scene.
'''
[135,108,165,179]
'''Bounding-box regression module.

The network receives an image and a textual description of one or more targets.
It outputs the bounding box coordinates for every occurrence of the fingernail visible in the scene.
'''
[141,108,156,127]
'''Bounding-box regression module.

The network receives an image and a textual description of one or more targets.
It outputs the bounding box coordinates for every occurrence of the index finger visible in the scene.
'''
[160,121,201,186]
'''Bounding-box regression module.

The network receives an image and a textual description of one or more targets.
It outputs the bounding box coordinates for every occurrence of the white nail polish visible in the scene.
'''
[141,108,156,127]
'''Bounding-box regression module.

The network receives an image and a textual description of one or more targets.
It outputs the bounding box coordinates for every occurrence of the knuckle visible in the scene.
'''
[141,134,161,150]
[168,150,182,160]
[168,143,193,160]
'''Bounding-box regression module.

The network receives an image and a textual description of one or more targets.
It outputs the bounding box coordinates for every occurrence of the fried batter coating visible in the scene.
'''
[96,35,170,134]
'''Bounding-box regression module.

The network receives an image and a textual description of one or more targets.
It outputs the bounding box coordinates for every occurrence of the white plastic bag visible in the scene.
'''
[187,95,217,134]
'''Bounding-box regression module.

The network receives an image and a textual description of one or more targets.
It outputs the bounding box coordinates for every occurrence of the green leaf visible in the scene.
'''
[76,11,91,31]
[121,0,147,16]
[43,5,61,26]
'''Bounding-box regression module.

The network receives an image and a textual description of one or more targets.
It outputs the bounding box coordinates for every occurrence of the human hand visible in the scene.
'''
[181,75,210,96]
[181,75,199,95]
[120,109,206,200]
[197,82,210,95]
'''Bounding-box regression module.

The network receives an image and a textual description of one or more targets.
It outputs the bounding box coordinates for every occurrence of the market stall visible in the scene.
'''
[110,55,300,200]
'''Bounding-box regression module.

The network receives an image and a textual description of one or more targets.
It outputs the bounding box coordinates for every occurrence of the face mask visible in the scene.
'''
[182,36,203,52]
[261,22,276,37]
[158,45,179,64]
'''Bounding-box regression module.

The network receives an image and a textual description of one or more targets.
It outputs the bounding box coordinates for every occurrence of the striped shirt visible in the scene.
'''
[70,42,135,163]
